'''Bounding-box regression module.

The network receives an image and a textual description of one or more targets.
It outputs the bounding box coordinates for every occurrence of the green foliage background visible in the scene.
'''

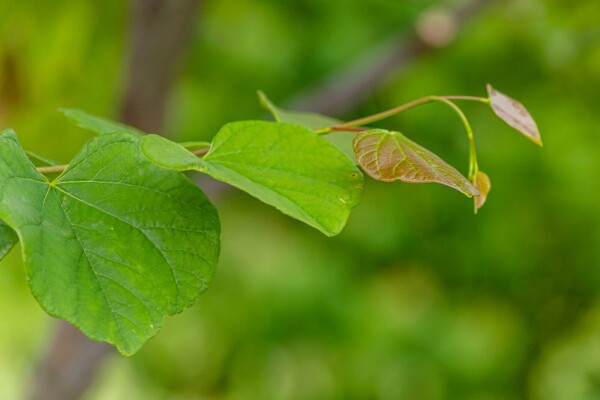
[1,0,600,398]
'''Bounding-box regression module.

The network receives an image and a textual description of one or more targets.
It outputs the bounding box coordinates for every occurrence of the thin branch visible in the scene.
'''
[442,95,490,103]
[430,96,479,178]
[317,95,488,134]
[36,165,67,174]
[192,147,210,156]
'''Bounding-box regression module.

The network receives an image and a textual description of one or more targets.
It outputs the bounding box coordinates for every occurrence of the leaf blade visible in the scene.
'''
[142,121,363,236]
[258,92,356,161]
[0,220,18,261]
[258,91,342,130]
[353,129,479,197]
[487,84,542,146]
[60,108,145,137]
[0,131,220,355]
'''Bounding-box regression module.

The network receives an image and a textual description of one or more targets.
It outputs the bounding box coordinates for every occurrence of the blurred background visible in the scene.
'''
[1,0,600,399]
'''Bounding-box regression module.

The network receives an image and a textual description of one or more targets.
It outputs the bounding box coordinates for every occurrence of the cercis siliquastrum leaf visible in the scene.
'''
[142,120,363,237]
[353,129,479,197]
[0,130,220,355]
[487,84,542,146]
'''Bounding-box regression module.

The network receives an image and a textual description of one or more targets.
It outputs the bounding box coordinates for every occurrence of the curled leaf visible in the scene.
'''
[472,171,491,214]
[353,129,479,198]
[487,84,542,146]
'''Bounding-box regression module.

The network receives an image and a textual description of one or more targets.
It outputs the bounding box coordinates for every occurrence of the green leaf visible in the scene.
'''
[60,108,145,137]
[320,130,357,163]
[0,131,220,355]
[25,151,60,167]
[258,91,356,161]
[487,84,542,146]
[0,129,20,261]
[353,129,479,198]
[258,91,342,130]
[142,121,363,236]
[0,220,18,261]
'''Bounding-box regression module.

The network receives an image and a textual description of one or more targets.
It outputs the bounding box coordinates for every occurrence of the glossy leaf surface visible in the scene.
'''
[0,131,220,355]
[258,92,355,161]
[142,121,363,236]
[353,129,479,197]
[487,85,542,146]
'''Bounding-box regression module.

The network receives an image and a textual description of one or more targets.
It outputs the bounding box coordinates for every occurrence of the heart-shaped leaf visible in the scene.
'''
[0,131,220,355]
[353,129,479,197]
[142,121,363,236]
[473,171,491,214]
[60,108,144,137]
[487,84,542,146]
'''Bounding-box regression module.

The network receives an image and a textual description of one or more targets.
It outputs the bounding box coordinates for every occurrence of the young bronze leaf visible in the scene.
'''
[0,131,220,355]
[473,171,491,214]
[487,84,542,146]
[353,129,479,198]
[142,121,363,237]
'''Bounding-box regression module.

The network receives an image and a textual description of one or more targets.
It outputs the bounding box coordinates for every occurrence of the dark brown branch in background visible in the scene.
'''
[28,0,495,398]
[289,0,496,115]
[119,0,199,133]
[28,1,200,399]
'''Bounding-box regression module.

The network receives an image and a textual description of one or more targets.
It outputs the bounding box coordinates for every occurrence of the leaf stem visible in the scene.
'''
[316,95,489,134]
[180,141,211,150]
[329,126,368,133]
[37,165,67,174]
[441,95,490,104]
[315,94,483,178]
[316,96,433,134]
[430,96,479,178]
[192,147,210,156]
